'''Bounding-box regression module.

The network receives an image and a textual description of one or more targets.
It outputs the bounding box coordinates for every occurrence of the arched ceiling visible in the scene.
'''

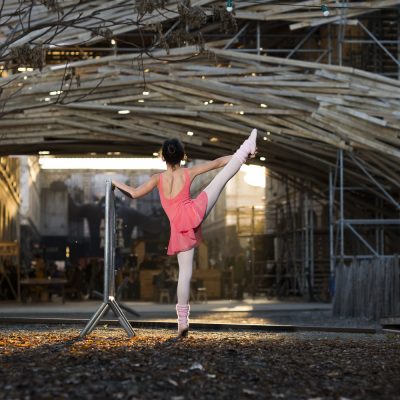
[1,44,400,192]
[1,1,400,194]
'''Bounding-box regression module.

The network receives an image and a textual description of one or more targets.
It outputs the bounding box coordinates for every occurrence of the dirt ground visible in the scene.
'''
[0,325,399,400]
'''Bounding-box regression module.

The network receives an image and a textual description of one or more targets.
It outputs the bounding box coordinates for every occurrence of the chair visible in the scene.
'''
[196,287,208,303]
[159,288,171,303]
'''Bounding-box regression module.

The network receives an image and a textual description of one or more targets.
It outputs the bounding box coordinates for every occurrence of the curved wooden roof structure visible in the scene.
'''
[1,1,400,193]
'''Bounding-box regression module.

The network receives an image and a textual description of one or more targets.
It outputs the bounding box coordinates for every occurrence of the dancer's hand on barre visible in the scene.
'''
[112,180,133,198]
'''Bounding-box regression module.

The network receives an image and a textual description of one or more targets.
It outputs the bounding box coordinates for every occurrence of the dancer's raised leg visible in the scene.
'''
[176,247,194,337]
[204,129,257,216]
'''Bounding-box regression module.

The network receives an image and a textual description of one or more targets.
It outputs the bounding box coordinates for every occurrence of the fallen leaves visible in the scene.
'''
[0,327,399,400]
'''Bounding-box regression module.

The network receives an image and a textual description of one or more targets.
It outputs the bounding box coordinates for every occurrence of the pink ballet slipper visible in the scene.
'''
[234,129,258,163]
[176,304,190,337]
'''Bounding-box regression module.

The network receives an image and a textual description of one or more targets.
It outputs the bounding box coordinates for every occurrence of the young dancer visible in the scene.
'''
[112,128,257,337]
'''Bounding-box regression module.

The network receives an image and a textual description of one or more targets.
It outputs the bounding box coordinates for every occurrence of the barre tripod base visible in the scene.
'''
[92,289,141,317]
[79,295,135,338]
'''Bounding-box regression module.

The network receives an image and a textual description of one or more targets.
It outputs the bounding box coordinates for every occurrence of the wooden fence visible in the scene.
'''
[333,257,400,320]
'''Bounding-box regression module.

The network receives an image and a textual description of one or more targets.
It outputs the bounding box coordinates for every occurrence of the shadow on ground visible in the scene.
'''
[0,326,399,399]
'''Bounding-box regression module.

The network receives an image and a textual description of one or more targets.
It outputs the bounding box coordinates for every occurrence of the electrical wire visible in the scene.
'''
[221,1,400,10]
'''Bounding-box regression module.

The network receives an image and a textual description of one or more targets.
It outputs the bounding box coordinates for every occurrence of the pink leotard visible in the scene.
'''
[158,168,208,255]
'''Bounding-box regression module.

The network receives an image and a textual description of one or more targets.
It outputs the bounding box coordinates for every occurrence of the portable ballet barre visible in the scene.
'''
[80,180,135,338]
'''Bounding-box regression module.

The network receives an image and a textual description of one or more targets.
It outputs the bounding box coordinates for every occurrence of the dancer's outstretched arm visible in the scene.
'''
[112,174,159,199]
[188,156,232,180]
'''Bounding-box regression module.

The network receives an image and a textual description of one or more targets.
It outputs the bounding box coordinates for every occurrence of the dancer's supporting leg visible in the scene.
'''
[204,129,257,217]
[176,247,194,337]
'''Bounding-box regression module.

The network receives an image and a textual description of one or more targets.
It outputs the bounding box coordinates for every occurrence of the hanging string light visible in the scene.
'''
[321,2,330,17]
[226,0,233,12]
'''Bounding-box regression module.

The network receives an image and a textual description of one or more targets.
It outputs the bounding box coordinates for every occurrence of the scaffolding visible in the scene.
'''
[223,5,400,78]
[271,179,330,301]
[329,149,400,275]
[236,205,271,297]
[257,145,400,302]
[236,182,330,300]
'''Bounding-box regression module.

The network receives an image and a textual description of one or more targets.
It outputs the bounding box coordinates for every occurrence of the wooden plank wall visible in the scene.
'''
[333,256,400,320]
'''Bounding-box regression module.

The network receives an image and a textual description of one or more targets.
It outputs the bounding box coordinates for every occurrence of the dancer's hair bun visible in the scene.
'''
[162,138,185,165]
[167,143,176,154]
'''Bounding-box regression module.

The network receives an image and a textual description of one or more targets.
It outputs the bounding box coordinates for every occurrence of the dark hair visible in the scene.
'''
[162,138,185,165]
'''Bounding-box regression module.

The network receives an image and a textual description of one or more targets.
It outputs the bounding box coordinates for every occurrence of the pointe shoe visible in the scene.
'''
[176,304,190,337]
[248,128,257,155]
[234,128,258,163]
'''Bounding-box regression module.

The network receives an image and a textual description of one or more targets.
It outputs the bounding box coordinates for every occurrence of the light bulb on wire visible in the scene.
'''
[321,4,330,17]
[226,0,233,12]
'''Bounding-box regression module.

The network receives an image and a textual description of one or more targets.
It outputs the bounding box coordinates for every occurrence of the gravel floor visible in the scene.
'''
[1,325,399,400]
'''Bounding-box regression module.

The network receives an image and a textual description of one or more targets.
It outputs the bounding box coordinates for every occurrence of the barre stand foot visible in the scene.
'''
[92,290,141,318]
[79,296,135,338]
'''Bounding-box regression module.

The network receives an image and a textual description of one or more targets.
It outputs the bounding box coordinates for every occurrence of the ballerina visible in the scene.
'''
[112,128,257,337]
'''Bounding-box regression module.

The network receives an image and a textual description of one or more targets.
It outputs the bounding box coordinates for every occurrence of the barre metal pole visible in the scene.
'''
[103,181,111,302]
[80,180,135,338]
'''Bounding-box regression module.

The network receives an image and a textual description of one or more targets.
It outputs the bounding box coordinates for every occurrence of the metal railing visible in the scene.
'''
[80,180,135,338]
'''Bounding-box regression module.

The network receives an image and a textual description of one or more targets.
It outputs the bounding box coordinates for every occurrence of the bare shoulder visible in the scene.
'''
[150,173,161,185]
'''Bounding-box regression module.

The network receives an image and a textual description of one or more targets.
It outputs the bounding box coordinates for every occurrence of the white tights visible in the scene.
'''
[203,156,243,217]
[176,156,243,305]
[176,248,194,305]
